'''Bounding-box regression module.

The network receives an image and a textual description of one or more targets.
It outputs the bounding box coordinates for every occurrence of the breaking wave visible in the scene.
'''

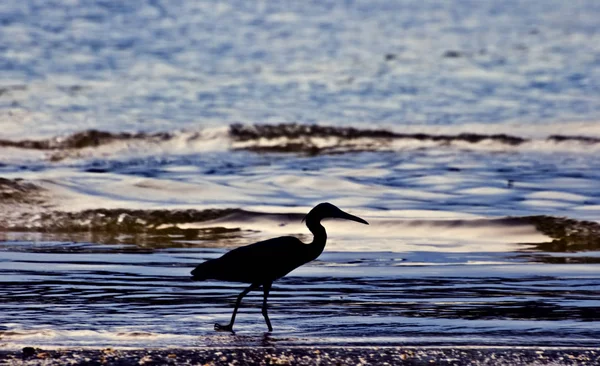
[229,123,528,154]
[1,197,599,252]
[2,123,600,160]
[0,129,171,150]
[0,177,45,204]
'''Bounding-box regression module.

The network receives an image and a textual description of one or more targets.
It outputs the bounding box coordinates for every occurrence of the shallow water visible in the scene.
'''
[2,0,600,350]
[1,237,600,349]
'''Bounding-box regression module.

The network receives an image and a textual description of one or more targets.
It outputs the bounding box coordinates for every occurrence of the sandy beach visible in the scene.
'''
[1,347,599,366]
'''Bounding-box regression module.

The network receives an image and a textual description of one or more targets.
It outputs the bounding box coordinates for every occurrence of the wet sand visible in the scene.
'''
[1,347,598,365]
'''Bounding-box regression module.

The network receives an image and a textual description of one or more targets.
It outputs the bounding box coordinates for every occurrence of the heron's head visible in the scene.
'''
[302,202,369,225]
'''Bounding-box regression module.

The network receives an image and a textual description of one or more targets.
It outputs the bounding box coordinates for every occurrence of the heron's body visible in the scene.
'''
[192,236,320,283]
[191,202,367,332]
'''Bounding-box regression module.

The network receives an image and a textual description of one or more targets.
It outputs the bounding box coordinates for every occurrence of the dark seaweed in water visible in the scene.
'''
[230,123,398,141]
[0,129,171,150]
[1,204,599,251]
[229,123,530,154]
[230,124,600,153]
[0,208,244,247]
[0,178,44,204]
[547,135,600,144]
[2,125,600,156]
[518,215,600,252]
[0,208,239,232]
[230,123,528,145]
[0,208,304,247]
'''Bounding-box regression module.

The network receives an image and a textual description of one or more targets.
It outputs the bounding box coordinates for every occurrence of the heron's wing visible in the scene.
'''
[225,235,307,267]
[200,236,308,283]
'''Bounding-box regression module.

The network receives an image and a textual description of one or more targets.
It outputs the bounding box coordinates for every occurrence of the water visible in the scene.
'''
[2,238,600,349]
[1,0,600,350]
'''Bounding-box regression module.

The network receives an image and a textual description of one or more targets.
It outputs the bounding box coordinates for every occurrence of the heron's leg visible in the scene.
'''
[262,282,273,332]
[215,283,258,332]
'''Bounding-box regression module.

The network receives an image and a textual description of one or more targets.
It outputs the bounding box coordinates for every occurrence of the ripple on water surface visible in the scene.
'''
[1,238,599,349]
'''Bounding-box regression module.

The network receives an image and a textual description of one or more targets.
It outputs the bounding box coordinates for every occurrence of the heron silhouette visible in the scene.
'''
[191,202,368,332]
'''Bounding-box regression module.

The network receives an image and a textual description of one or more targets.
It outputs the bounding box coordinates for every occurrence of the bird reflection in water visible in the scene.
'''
[191,202,369,332]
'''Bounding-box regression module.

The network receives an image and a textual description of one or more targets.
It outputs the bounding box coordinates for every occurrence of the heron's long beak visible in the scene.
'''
[337,210,369,225]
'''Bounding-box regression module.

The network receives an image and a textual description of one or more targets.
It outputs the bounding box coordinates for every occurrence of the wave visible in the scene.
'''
[2,123,600,159]
[0,177,45,204]
[231,123,528,145]
[230,123,600,154]
[1,198,599,251]
[0,129,171,150]
[230,123,528,154]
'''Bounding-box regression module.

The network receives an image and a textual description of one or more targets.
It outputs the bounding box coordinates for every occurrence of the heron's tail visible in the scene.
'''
[190,259,220,281]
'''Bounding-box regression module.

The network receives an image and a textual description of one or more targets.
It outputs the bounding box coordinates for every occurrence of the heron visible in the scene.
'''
[191,202,369,332]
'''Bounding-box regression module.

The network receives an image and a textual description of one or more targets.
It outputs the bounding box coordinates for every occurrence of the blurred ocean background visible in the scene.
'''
[1,0,600,349]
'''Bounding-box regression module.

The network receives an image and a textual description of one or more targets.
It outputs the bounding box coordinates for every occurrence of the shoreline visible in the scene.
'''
[1,346,598,365]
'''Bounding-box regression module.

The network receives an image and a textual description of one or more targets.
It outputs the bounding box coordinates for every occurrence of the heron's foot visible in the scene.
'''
[214,323,234,332]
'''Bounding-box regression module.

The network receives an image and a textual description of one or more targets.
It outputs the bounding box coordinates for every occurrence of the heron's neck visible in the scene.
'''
[305,217,327,260]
